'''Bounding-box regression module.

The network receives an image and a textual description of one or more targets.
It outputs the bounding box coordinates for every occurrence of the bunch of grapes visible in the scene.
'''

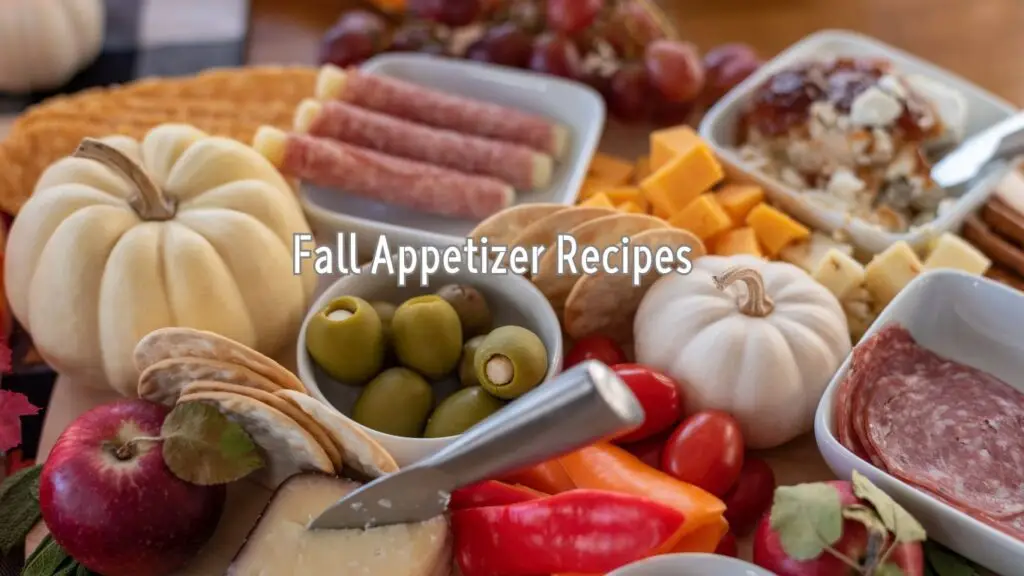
[318,0,763,125]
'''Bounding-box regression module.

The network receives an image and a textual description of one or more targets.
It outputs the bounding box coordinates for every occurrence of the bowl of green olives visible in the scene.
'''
[296,261,563,467]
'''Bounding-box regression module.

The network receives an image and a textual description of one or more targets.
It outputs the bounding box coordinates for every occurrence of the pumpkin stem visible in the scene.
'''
[73,138,176,221]
[712,266,775,317]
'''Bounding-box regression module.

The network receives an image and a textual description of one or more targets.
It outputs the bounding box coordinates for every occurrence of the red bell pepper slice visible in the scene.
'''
[449,480,546,510]
[452,489,686,576]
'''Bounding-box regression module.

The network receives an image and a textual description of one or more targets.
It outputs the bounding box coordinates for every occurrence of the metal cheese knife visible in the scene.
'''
[308,360,644,531]
[930,112,1024,190]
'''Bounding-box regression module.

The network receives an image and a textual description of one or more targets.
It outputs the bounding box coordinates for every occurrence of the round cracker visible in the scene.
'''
[563,227,706,341]
[276,390,399,478]
[532,213,668,314]
[180,381,343,471]
[134,328,306,393]
[467,203,570,245]
[138,357,282,406]
[176,390,333,490]
[510,206,616,276]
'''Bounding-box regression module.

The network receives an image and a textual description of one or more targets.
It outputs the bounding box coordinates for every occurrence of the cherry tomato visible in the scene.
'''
[621,432,670,469]
[661,410,744,497]
[715,531,738,558]
[564,335,626,368]
[723,457,777,536]
[611,364,684,443]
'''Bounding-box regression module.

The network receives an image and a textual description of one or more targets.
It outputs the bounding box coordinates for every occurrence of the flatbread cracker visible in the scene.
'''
[532,214,668,315]
[180,381,343,471]
[176,391,333,489]
[276,390,399,478]
[134,328,306,393]
[563,228,705,341]
[511,206,617,278]
[138,357,282,406]
[467,203,570,245]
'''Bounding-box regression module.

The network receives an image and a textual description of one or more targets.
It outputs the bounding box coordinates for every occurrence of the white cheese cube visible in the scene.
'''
[863,241,923,308]
[923,233,991,275]
[995,169,1024,217]
[813,249,867,300]
[779,233,855,272]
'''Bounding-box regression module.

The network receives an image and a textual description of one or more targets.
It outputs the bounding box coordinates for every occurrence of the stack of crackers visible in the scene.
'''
[133,327,398,489]
[0,66,317,216]
[963,170,1024,291]
[468,204,705,344]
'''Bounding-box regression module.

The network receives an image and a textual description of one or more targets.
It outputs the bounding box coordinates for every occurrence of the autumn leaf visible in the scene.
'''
[161,402,264,485]
[0,389,40,453]
[769,483,844,561]
[852,471,926,543]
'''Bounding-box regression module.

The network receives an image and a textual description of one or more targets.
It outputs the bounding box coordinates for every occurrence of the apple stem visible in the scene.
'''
[822,543,865,573]
[113,436,165,460]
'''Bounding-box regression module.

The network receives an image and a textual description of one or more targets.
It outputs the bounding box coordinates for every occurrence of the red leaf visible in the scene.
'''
[0,389,40,453]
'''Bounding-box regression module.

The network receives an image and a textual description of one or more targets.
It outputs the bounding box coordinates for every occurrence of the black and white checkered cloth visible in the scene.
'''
[0,0,251,114]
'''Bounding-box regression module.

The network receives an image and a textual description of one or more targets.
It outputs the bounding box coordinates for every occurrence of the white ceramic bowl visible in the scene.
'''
[301,53,606,256]
[608,554,773,576]
[814,269,1024,574]
[699,29,1017,255]
[296,259,564,468]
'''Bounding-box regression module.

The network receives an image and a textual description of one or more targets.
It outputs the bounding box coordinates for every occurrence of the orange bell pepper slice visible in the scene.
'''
[669,514,730,553]
[499,459,576,494]
[558,443,726,552]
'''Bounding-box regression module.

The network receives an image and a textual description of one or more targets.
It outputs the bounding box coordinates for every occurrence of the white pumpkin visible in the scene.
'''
[4,124,318,396]
[0,0,105,93]
[634,255,851,449]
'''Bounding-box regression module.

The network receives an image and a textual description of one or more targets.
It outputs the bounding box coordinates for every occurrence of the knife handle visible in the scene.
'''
[416,360,644,486]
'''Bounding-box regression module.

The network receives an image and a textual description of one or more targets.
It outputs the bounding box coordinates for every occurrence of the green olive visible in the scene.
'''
[458,336,486,388]
[305,296,384,385]
[391,295,463,379]
[436,284,493,338]
[424,387,503,438]
[474,325,548,400]
[352,368,433,437]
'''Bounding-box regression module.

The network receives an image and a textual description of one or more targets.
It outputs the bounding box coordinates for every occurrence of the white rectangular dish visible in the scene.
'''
[699,29,1017,255]
[814,269,1024,574]
[300,53,606,253]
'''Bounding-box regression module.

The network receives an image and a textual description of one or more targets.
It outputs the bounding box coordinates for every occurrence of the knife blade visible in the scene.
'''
[308,360,644,531]
[931,112,1024,190]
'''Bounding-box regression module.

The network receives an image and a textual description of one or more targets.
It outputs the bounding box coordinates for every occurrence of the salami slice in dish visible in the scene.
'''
[254,127,514,220]
[316,65,569,158]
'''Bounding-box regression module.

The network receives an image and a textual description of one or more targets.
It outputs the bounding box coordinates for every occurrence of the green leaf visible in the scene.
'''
[924,541,980,576]
[769,483,844,561]
[22,535,71,576]
[74,562,99,576]
[0,465,42,555]
[53,561,80,576]
[852,471,926,543]
[161,402,264,486]
[842,503,888,536]
[875,563,907,576]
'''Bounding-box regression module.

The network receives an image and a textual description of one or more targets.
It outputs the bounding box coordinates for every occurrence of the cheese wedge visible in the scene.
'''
[227,474,451,576]
[923,233,991,275]
[812,249,866,300]
[863,241,923,308]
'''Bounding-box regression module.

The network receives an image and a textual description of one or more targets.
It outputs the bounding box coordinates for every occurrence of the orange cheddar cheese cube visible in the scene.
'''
[746,204,810,256]
[587,153,634,185]
[617,201,645,214]
[652,204,673,221]
[633,156,652,184]
[715,184,765,223]
[650,125,703,171]
[603,186,645,207]
[577,179,610,201]
[668,194,733,241]
[580,191,616,209]
[712,227,763,257]
[641,143,725,216]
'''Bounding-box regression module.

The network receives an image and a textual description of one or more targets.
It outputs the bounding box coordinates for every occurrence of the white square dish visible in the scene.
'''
[814,269,1024,574]
[699,29,1017,255]
[300,53,606,252]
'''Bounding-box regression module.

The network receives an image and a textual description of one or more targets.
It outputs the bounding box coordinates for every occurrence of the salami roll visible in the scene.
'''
[294,99,553,190]
[316,65,570,159]
[254,127,514,220]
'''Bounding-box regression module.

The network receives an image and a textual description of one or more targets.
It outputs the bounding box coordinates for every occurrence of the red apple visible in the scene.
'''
[753,481,924,576]
[40,400,225,576]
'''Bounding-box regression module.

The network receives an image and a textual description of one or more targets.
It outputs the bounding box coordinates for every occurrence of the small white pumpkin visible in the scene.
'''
[634,255,851,449]
[5,124,318,396]
[0,0,105,93]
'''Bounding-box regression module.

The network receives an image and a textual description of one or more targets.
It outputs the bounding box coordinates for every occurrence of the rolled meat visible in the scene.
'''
[316,65,569,159]
[254,127,515,220]
[294,99,553,190]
